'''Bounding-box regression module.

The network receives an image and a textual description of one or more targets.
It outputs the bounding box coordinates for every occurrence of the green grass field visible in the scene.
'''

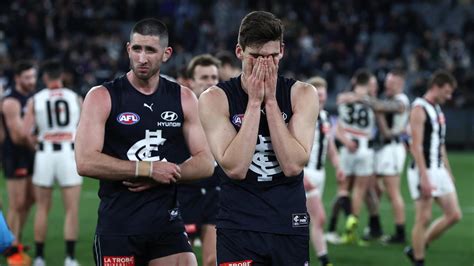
[1,152,473,265]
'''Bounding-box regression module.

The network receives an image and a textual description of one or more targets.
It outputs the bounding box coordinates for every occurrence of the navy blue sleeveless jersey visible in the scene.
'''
[97,75,189,235]
[215,75,309,236]
[1,88,35,171]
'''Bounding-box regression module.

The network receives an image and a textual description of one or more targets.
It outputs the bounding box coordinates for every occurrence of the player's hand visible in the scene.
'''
[150,161,181,184]
[336,167,345,183]
[264,57,278,103]
[345,140,358,153]
[419,173,435,198]
[242,57,264,104]
[123,177,158,192]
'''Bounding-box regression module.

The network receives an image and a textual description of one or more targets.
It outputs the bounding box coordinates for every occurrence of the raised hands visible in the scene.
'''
[241,56,279,104]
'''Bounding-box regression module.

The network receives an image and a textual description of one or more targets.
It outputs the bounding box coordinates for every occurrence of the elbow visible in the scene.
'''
[281,163,304,177]
[201,160,215,178]
[75,156,91,177]
[223,166,247,180]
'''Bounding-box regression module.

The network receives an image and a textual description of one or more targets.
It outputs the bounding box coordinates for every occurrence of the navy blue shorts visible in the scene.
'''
[2,149,34,179]
[93,231,193,266]
[178,185,219,237]
[217,228,309,266]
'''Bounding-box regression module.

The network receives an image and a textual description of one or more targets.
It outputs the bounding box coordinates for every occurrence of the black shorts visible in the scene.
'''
[2,149,34,179]
[178,186,219,237]
[217,228,309,266]
[93,231,193,266]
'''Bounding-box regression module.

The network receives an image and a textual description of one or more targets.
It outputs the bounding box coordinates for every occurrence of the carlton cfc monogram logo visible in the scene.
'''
[127,129,167,161]
[249,135,282,181]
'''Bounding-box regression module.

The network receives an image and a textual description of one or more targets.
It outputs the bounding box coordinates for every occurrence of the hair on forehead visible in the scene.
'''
[131,18,169,47]
[238,11,283,50]
[187,54,221,78]
[14,60,35,76]
[307,76,327,89]
[428,70,457,89]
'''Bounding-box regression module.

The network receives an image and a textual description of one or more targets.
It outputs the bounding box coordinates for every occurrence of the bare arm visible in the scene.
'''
[409,105,433,197]
[178,86,214,180]
[2,98,28,145]
[328,136,345,182]
[441,145,454,181]
[265,82,318,176]
[362,96,406,113]
[75,86,136,180]
[199,87,261,180]
[335,121,357,153]
[75,86,180,183]
[22,98,36,150]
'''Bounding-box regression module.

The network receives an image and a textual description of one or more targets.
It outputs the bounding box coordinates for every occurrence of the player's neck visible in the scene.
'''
[15,85,31,96]
[423,91,437,105]
[47,80,63,89]
[127,71,160,95]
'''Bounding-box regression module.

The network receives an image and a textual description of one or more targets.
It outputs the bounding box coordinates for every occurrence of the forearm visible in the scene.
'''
[363,96,404,113]
[410,144,429,176]
[265,100,308,176]
[219,101,261,179]
[441,146,454,179]
[328,140,340,169]
[179,151,214,180]
[76,150,136,181]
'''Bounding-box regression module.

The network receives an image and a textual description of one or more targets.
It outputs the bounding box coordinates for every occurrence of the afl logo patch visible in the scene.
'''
[232,114,244,127]
[161,111,178,121]
[117,112,140,125]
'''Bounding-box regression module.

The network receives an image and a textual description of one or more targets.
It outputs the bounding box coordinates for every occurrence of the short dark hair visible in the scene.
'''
[215,51,239,68]
[238,11,283,50]
[389,68,406,78]
[353,69,372,86]
[14,60,35,76]
[42,59,63,80]
[187,54,221,79]
[131,18,169,47]
[428,70,457,89]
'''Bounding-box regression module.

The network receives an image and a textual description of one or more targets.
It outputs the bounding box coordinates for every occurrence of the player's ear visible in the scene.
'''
[235,44,244,60]
[162,47,173,62]
[126,42,131,56]
[278,42,285,60]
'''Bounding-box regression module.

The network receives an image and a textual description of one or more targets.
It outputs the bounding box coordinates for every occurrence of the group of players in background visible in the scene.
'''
[0,10,462,266]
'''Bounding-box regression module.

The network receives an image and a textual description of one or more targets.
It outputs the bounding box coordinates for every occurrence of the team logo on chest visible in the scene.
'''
[117,112,140,125]
[127,129,167,161]
[249,135,282,182]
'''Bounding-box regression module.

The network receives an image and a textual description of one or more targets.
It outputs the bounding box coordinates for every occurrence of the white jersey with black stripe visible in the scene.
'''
[307,110,330,170]
[33,88,81,143]
[411,97,446,168]
[390,93,410,135]
[338,102,376,141]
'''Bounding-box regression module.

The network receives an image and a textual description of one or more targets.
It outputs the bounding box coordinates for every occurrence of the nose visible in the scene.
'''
[138,51,147,64]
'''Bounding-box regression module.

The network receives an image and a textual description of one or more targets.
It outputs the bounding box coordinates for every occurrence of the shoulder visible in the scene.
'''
[291,81,317,97]
[83,86,111,107]
[199,85,228,112]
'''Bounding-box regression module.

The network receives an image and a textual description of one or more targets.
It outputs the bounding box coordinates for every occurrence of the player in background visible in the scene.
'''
[404,70,461,266]
[358,69,410,243]
[304,76,344,266]
[215,51,241,81]
[177,54,220,266]
[1,60,37,264]
[23,60,82,266]
[335,69,376,244]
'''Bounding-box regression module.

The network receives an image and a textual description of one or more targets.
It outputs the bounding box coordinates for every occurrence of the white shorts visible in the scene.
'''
[33,142,83,187]
[304,168,325,198]
[407,167,455,200]
[375,142,406,176]
[340,146,374,177]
